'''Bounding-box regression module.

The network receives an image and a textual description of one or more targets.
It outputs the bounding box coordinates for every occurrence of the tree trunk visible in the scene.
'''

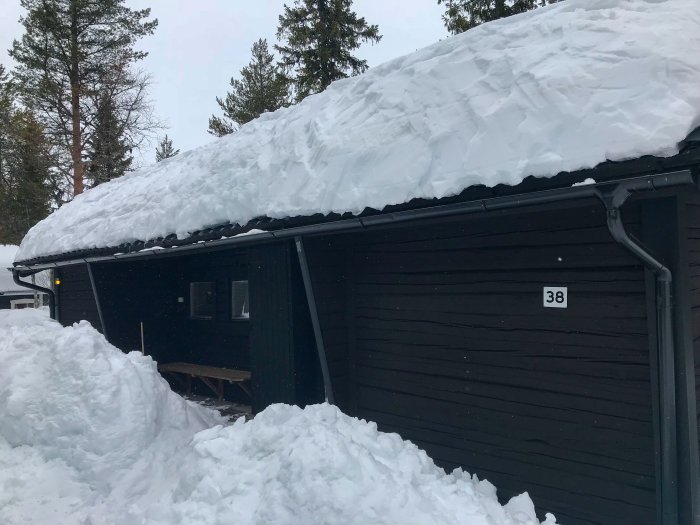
[70,0,83,196]
[495,0,507,19]
[317,0,331,91]
[71,81,83,196]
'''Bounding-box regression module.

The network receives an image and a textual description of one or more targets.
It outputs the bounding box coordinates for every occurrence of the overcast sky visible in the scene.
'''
[0,1,448,163]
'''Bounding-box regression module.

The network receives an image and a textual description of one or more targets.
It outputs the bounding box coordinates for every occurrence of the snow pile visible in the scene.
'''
[0,245,24,292]
[16,0,700,262]
[142,404,556,525]
[0,310,556,525]
[0,309,221,523]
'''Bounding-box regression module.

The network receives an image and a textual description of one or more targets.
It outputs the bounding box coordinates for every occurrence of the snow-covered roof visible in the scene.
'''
[0,245,26,293]
[16,0,700,263]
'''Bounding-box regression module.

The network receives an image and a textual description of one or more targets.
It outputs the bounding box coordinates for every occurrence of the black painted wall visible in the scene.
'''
[92,252,254,401]
[180,251,251,369]
[93,259,185,361]
[54,245,320,411]
[304,236,351,408]
[682,194,700,525]
[55,264,102,331]
[687,199,700,454]
[306,199,656,525]
[639,193,700,525]
[51,197,671,524]
[248,242,320,412]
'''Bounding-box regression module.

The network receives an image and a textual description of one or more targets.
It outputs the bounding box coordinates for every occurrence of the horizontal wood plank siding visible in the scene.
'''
[94,260,186,362]
[304,236,351,409]
[306,200,655,525]
[56,264,102,331]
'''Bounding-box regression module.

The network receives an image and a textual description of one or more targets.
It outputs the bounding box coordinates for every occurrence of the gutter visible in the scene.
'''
[12,269,56,320]
[12,171,695,271]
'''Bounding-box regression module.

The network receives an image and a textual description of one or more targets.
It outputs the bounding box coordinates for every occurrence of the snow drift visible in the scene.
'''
[16,0,700,262]
[0,310,557,524]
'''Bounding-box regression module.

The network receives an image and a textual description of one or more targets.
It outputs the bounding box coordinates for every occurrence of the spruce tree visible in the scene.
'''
[0,70,52,244]
[208,39,289,137]
[0,66,13,189]
[438,0,554,34]
[155,134,180,162]
[87,90,133,186]
[276,0,381,102]
[10,0,157,198]
[3,110,53,244]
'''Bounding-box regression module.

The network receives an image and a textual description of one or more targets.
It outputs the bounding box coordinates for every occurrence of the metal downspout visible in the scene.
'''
[599,185,678,524]
[12,269,56,319]
[86,262,107,339]
[294,236,335,404]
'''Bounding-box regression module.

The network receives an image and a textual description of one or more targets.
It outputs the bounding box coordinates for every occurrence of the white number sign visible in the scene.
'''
[543,287,567,308]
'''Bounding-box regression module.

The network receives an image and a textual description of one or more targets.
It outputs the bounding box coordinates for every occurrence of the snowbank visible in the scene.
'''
[0,310,556,524]
[0,309,218,479]
[143,404,555,525]
[16,0,700,262]
[0,309,221,524]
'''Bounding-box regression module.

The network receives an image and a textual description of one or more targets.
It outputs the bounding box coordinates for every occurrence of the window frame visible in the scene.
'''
[189,281,216,320]
[230,279,250,321]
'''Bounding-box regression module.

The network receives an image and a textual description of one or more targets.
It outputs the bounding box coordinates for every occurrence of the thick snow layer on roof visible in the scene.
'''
[0,245,24,293]
[0,309,555,524]
[16,0,700,262]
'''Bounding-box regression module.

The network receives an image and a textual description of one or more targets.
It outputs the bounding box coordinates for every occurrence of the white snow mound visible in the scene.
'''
[16,0,700,262]
[0,310,555,525]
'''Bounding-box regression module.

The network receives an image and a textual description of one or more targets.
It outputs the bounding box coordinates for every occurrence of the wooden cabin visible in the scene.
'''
[11,147,700,525]
[10,1,700,523]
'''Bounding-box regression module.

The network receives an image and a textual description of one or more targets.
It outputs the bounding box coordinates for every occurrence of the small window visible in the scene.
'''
[190,282,216,319]
[10,298,35,310]
[231,280,249,320]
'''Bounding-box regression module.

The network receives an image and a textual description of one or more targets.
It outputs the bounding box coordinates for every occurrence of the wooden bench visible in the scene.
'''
[158,362,251,400]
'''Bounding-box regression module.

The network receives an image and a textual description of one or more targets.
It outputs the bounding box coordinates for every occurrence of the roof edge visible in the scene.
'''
[14,168,699,272]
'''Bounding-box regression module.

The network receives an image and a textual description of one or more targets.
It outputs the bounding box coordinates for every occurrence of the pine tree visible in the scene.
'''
[438,0,554,34]
[3,110,53,243]
[276,0,381,102]
[0,66,13,190]
[87,90,133,186]
[0,70,52,244]
[155,134,180,162]
[208,39,289,137]
[0,66,16,243]
[10,0,157,198]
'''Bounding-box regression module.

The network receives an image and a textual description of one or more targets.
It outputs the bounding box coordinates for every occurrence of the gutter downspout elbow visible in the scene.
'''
[12,269,56,320]
[598,186,678,524]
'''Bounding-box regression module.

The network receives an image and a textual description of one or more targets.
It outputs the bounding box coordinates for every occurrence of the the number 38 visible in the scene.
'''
[546,291,565,303]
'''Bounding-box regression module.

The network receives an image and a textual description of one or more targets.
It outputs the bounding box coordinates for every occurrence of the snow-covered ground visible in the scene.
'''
[0,310,556,525]
[17,0,700,262]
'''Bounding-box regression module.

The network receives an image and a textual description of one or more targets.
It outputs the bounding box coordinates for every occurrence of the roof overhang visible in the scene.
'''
[13,169,698,274]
